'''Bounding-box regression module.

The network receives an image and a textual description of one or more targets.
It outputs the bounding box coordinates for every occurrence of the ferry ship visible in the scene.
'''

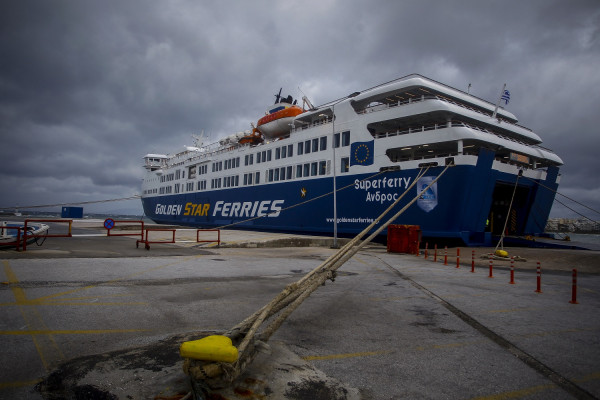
[141,74,562,245]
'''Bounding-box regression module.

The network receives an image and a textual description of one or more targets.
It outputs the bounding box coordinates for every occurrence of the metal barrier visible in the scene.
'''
[136,228,221,250]
[197,229,220,247]
[22,219,73,251]
[105,219,144,241]
[136,228,176,250]
[0,225,23,251]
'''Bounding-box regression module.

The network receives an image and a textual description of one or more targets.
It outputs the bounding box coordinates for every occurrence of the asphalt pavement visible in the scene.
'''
[0,221,599,399]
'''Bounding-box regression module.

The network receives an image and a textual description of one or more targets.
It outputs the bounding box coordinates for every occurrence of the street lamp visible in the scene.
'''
[330,91,360,248]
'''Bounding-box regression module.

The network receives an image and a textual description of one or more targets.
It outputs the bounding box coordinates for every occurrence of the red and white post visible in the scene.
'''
[535,262,542,293]
[444,246,448,266]
[569,269,578,304]
[509,257,515,284]
[456,248,460,269]
[488,259,493,278]
[471,250,475,273]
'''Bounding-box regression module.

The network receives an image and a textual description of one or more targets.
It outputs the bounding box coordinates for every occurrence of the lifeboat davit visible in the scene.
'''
[256,89,304,139]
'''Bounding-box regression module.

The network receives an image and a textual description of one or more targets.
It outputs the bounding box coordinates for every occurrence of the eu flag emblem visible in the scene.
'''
[350,140,374,166]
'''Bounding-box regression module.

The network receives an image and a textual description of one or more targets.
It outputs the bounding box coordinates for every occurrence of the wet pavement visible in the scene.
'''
[0,220,599,399]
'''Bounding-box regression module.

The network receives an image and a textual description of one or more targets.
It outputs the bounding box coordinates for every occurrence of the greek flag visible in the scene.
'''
[501,89,510,105]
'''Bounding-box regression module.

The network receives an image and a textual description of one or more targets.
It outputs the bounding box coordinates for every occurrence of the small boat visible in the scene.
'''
[256,89,304,139]
[0,221,50,249]
[238,128,264,146]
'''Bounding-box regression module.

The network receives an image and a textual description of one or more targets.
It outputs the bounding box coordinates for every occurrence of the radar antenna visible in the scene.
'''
[192,130,206,147]
[274,88,282,104]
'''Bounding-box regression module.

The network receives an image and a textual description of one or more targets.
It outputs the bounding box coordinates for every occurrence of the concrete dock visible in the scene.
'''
[1,219,599,399]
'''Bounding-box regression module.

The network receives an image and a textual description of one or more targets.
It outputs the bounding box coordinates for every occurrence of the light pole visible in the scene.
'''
[330,91,360,248]
[331,104,339,248]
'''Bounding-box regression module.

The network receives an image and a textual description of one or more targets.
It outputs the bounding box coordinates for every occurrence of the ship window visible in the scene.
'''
[304,140,311,154]
[334,133,340,148]
[281,146,287,158]
[298,142,304,155]
[257,152,262,163]
[342,131,350,146]
[176,170,181,180]
[312,138,319,152]
[319,161,327,175]
[274,168,280,181]
[341,157,349,173]
[303,163,310,177]
[311,162,318,176]
[267,150,272,161]
[276,148,281,160]
[255,171,260,184]
[236,157,240,168]
[268,169,274,182]
[280,167,286,180]
[320,136,327,151]
[296,165,302,178]
[287,166,293,180]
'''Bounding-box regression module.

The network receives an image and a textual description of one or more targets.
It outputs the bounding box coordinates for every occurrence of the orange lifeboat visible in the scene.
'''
[256,89,304,139]
[238,128,264,145]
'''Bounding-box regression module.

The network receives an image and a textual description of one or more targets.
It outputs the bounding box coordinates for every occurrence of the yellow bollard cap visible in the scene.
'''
[494,249,509,258]
[180,335,238,363]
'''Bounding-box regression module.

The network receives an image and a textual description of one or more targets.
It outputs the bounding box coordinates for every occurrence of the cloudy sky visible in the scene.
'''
[1,0,599,220]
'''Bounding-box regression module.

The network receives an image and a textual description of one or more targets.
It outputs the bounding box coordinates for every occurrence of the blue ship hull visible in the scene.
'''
[142,154,559,246]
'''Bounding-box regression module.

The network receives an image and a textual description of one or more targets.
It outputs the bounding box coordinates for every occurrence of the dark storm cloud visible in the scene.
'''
[1,0,599,219]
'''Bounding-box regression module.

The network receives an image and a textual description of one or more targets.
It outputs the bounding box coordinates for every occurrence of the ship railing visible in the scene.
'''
[373,120,539,149]
[357,93,533,133]
[295,118,334,131]
[373,122,442,138]
[163,140,246,168]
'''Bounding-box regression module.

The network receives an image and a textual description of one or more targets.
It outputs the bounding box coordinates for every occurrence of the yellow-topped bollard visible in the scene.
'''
[180,335,238,363]
[494,249,509,258]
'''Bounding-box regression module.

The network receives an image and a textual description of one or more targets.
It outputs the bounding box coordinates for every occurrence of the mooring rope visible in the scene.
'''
[494,173,521,253]
[183,163,452,388]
